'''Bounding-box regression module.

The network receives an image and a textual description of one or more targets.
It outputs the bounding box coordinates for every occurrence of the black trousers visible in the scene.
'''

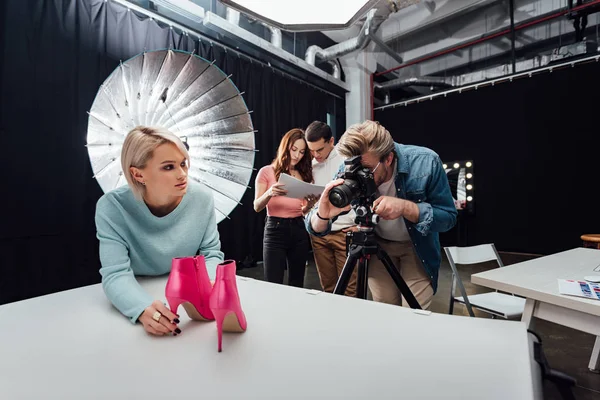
[263,216,310,288]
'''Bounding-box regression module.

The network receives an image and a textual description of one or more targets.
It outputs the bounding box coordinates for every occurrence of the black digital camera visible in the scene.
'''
[328,155,378,209]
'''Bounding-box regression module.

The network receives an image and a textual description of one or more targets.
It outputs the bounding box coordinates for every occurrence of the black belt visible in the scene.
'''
[266,216,304,223]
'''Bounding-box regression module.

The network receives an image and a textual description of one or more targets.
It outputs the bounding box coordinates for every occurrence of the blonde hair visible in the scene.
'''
[337,120,395,161]
[121,126,190,200]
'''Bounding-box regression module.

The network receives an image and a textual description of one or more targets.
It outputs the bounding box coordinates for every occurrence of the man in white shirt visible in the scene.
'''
[305,121,357,297]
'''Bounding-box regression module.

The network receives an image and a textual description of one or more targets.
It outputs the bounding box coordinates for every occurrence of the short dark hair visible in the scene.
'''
[305,121,332,143]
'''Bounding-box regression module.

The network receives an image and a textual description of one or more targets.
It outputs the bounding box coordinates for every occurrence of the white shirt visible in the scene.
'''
[374,161,410,242]
[312,146,356,231]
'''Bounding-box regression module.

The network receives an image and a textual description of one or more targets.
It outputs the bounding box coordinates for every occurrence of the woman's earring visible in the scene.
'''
[142,181,146,185]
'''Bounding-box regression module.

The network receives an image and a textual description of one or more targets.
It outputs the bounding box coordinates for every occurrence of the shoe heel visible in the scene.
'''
[213,309,229,352]
[167,296,211,321]
[212,309,245,352]
[166,296,183,315]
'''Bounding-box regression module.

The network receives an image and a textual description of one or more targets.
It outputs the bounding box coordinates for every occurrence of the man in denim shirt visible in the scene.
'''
[306,120,457,309]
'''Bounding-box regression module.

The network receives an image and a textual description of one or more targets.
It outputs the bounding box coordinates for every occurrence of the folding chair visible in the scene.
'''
[444,244,525,319]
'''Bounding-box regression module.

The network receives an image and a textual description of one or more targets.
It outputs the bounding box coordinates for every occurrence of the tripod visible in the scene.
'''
[333,205,422,309]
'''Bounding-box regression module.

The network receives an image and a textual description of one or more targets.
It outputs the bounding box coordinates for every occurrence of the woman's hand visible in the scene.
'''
[139,300,181,336]
[267,182,288,197]
[301,194,320,215]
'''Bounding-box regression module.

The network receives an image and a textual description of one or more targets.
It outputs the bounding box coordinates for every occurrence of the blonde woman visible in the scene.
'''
[95,126,224,335]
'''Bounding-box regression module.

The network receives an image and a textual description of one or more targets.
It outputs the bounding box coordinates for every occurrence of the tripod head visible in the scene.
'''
[353,203,380,232]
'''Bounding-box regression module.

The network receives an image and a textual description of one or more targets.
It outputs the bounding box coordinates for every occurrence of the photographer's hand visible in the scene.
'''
[310,179,351,233]
[372,196,420,223]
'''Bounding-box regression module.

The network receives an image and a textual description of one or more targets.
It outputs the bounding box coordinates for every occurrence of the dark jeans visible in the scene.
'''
[263,216,310,288]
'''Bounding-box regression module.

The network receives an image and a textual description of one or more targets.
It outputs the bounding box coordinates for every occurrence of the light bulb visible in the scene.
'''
[467,196,473,201]
[467,173,472,179]
[467,184,472,190]
[453,163,459,168]
[466,162,472,167]
[443,164,447,169]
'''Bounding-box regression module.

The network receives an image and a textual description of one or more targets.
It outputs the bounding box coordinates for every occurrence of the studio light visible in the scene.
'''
[443,160,475,214]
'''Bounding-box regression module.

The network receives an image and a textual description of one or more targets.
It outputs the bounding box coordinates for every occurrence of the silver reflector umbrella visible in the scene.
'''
[86,49,256,223]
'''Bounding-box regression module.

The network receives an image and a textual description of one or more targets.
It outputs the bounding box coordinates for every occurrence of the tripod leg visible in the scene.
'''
[356,258,367,299]
[333,246,362,296]
[376,247,422,310]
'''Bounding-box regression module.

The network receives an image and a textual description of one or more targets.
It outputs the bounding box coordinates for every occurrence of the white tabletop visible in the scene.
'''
[472,247,600,316]
[0,276,537,399]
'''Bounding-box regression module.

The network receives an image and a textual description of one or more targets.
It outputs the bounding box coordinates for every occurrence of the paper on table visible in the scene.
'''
[277,173,325,199]
[557,279,600,300]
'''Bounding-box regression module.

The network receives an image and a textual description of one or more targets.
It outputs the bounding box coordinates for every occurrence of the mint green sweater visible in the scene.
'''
[94,181,224,323]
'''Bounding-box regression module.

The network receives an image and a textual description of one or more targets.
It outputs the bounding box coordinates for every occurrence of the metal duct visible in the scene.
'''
[328,61,341,80]
[306,8,379,65]
[152,0,205,23]
[374,77,453,90]
[262,23,282,48]
[305,0,421,66]
[203,12,350,90]
[226,7,281,48]
[384,93,391,104]
[226,8,240,25]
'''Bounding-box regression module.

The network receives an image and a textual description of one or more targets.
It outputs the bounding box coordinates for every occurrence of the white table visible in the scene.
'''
[0,276,540,399]
[472,247,600,372]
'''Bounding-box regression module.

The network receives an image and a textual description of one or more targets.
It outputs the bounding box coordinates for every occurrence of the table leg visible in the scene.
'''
[521,298,536,329]
[589,336,600,373]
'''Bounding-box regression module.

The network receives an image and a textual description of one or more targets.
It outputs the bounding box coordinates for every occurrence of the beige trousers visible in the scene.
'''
[310,230,357,297]
[367,238,434,310]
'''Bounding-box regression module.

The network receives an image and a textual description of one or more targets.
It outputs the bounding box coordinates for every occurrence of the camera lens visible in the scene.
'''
[329,179,360,208]
[329,187,350,208]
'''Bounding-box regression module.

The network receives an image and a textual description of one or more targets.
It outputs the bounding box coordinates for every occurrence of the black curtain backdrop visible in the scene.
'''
[375,60,600,256]
[0,0,338,304]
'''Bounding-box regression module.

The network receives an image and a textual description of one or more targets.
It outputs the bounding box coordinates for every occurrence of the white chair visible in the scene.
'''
[444,244,526,319]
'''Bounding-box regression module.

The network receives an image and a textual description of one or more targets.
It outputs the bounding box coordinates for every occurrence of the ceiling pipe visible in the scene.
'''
[305,1,421,72]
[262,23,282,48]
[225,7,240,25]
[328,60,341,80]
[226,7,281,48]
[376,0,600,76]
[373,76,452,108]
[304,0,418,66]
[306,8,378,65]
[384,93,391,104]
[384,0,500,44]
[374,76,453,90]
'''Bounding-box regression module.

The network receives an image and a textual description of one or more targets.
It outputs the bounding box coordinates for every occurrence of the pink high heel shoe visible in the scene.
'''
[209,260,247,352]
[165,256,215,321]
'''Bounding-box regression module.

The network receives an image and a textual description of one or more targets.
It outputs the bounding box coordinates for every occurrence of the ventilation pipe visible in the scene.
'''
[262,23,282,48]
[225,7,240,25]
[305,0,421,66]
[374,76,453,91]
[328,60,341,79]
[305,8,379,65]
[226,7,282,48]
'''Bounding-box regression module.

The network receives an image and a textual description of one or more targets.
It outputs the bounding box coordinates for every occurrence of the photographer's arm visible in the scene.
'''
[310,211,331,233]
[412,156,457,235]
[401,201,420,224]
[305,179,351,237]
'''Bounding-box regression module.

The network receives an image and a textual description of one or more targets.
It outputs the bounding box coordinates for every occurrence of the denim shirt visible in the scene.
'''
[305,142,457,293]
